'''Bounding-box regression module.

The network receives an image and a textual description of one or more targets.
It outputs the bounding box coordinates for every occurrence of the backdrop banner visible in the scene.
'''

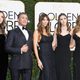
[0,1,25,31]
[35,2,80,32]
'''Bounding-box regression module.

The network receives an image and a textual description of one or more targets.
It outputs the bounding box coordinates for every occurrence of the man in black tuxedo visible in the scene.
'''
[6,12,33,80]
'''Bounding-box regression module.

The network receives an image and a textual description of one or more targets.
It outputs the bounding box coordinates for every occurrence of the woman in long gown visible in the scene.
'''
[0,11,8,80]
[33,13,57,80]
[73,15,80,80]
[54,13,72,80]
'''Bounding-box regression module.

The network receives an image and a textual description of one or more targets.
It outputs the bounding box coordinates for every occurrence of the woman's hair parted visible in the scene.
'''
[73,15,80,34]
[56,13,71,34]
[37,13,51,35]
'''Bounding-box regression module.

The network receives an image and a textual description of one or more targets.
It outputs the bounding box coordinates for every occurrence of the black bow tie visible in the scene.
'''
[22,27,26,30]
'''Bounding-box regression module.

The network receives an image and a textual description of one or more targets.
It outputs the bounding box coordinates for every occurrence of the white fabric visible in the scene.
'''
[18,25,29,40]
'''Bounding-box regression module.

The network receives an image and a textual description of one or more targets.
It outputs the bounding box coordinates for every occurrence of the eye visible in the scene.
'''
[60,19,63,21]
[64,18,66,19]
[1,16,4,19]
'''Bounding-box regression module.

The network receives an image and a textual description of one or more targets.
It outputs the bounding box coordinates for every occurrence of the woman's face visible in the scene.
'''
[42,17,49,28]
[0,12,4,24]
[59,15,67,26]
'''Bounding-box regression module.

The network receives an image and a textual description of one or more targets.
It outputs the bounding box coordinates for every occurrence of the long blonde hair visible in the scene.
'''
[56,13,71,34]
[73,15,80,34]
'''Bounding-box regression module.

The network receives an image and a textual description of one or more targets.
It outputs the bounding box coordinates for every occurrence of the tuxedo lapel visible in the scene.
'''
[16,27,32,42]
[27,29,30,41]
[17,27,27,41]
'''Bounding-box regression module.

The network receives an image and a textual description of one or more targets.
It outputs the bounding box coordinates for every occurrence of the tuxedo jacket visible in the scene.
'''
[6,27,33,70]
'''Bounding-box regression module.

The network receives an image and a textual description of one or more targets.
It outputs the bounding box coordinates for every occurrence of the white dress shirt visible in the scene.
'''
[18,25,29,41]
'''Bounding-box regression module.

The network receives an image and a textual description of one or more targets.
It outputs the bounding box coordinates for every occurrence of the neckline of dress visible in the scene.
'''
[42,34,51,37]
[59,34,70,37]
[75,34,80,38]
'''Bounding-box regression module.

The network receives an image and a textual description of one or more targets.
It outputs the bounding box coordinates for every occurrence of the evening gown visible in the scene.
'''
[0,34,8,80]
[73,34,80,80]
[55,34,71,80]
[38,34,57,80]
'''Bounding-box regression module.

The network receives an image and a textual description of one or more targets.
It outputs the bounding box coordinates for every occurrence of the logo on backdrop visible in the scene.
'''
[0,1,25,31]
[35,2,80,32]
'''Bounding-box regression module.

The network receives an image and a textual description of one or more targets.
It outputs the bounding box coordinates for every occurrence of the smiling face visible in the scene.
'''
[0,12,4,24]
[18,13,28,27]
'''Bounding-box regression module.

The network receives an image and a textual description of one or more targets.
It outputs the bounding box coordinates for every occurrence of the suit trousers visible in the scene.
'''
[11,68,32,80]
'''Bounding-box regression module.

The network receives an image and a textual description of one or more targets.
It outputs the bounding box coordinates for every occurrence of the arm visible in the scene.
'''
[52,29,57,51]
[33,30,43,70]
[69,28,76,51]
[69,36,75,51]
[5,30,21,54]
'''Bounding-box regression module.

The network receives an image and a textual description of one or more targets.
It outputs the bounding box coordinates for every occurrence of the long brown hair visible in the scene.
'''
[37,13,51,35]
[56,13,71,34]
[0,11,6,34]
[73,15,80,34]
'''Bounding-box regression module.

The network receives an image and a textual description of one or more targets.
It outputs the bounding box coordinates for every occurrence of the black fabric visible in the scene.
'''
[55,34,72,80]
[6,27,33,70]
[73,34,80,80]
[38,34,57,80]
[0,34,8,80]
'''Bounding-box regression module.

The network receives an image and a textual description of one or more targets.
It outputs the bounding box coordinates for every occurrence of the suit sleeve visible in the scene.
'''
[28,30,33,51]
[5,30,21,55]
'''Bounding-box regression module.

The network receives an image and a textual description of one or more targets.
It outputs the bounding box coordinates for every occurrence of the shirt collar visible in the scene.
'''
[18,25,28,31]
[18,25,23,31]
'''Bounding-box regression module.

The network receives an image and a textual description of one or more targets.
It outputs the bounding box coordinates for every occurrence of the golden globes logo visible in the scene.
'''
[0,1,25,31]
[48,12,79,31]
[3,11,18,31]
[35,2,80,32]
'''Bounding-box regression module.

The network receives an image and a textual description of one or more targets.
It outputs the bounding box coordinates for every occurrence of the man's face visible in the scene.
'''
[18,14,28,27]
[0,13,4,24]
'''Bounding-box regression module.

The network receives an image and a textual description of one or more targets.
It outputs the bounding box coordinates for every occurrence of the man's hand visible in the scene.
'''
[21,44,28,53]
